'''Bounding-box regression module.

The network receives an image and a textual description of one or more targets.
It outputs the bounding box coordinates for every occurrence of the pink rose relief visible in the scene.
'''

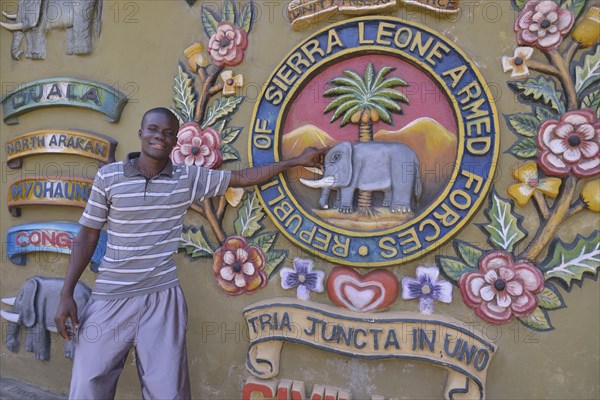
[537,109,600,178]
[208,22,248,67]
[171,122,223,169]
[213,236,267,296]
[459,251,545,324]
[515,0,574,51]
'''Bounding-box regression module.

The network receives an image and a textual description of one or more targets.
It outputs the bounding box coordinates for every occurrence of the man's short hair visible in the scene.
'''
[141,107,180,130]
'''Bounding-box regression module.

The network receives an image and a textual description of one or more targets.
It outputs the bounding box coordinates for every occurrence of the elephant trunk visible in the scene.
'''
[300,176,335,189]
[0,310,19,323]
[0,21,23,31]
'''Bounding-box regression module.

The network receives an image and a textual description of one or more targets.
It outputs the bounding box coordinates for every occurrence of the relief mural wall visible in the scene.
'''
[0,0,598,398]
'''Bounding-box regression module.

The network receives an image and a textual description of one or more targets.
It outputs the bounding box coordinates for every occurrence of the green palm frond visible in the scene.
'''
[331,100,362,121]
[374,77,408,91]
[368,103,392,124]
[330,77,366,95]
[340,104,363,126]
[372,66,396,89]
[378,88,409,103]
[323,86,358,96]
[324,94,359,113]
[364,63,375,91]
[370,96,402,113]
[342,70,368,94]
[324,63,410,126]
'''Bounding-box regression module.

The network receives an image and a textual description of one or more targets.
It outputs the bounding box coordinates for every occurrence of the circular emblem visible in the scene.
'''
[250,17,499,267]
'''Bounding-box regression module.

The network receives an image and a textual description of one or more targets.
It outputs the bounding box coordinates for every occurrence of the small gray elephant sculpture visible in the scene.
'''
[1,276,91,360]
[301,141,422,213]
[1,0,103,60]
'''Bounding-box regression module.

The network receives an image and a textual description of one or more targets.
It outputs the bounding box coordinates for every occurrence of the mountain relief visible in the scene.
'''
[282,117,457,230]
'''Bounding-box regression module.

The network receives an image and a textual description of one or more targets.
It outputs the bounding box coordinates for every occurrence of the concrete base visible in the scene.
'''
[0,376,66,400]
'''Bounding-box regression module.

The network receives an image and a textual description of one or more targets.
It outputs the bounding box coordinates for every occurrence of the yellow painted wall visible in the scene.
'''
[0,1,598,398]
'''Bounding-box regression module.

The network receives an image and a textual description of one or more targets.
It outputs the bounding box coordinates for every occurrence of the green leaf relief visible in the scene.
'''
[535,107,557,122]
[264,249,288,278]
[202,96,244,129]
[509,76,565,114]
[512,0,527,10]
[561,0,587,19]
[201,6,220,38]
[220,127,242,144]
[518,307,554,331]
[483,192,527,252]
[222,0,236,24]
[541,232,600,287]
[179,226,214,258]
[234,192,265,237]
[456,240,484,268]
[536,285,564,310]
[507,113,540,138]
[575,45,600,95]
[436,256,476,282]
[581,90,600,118]
[249,232,278,254]
[220,143,239,162]
[509,138,538,159]
[172,65,196,122]
[240,3,254,33]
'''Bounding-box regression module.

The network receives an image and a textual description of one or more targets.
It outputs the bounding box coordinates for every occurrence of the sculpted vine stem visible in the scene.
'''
[520,175,580,262]
[547,50,578,111]
[190,64,227,245]
[204,198,226,244]
[532,191,551,220]
[194,65,222,123]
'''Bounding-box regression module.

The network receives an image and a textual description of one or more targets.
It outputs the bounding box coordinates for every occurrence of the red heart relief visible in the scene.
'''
[326,267,399,312]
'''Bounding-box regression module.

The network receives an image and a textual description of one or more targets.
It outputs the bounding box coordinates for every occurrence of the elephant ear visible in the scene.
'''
[20,0,43,30]
[20,278,38,328]
[337,142,353,188]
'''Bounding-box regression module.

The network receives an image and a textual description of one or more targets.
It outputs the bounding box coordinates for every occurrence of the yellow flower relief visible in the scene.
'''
[571,6,600,48]
[508,161,562,207]
[581,179,600,212]
[221,70,244,96]
[184,42,208,72]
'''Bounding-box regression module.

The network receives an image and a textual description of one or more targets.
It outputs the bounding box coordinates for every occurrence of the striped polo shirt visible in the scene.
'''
[80,152,231,300]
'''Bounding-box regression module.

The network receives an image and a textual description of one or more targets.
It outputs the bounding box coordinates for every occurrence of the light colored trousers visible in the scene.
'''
[69,286,190,399]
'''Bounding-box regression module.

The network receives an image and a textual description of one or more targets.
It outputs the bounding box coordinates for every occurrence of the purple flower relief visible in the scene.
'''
[402,266,453,315]
[280,258,325,300]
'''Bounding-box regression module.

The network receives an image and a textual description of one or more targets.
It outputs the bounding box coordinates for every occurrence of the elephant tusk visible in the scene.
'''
[47,326,59,334]
[0,21,23,31]
[304,166,324,176]
[1,297,16,306]
[2,11,17,20]
[0,310,19,323]
[300,176,335,189]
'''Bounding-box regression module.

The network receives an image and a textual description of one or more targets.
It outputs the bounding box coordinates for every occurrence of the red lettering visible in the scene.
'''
[55,232,72,248]
[241,377,277,400]
[29,232,41,245]
[42,230,56,246]
[15,232,28,247]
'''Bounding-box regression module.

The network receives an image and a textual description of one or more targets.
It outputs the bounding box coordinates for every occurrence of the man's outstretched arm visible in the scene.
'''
[229,146,327,188]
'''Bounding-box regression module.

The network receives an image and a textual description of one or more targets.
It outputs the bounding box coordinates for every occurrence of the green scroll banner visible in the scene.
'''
[1,77,128,125]
[244,298,495,399]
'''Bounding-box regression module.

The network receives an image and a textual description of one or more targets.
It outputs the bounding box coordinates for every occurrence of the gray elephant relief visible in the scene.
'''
[301,141,422,213]
[1,276,90,360]
[1,0,103,60]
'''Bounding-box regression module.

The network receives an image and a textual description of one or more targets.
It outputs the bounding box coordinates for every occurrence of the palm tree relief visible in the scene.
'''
[323,63,409,215]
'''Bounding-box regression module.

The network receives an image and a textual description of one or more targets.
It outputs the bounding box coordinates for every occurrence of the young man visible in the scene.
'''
[54,107,326,399]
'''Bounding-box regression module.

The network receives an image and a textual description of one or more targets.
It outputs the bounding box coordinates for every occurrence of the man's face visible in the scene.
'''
[138,112,178,161]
